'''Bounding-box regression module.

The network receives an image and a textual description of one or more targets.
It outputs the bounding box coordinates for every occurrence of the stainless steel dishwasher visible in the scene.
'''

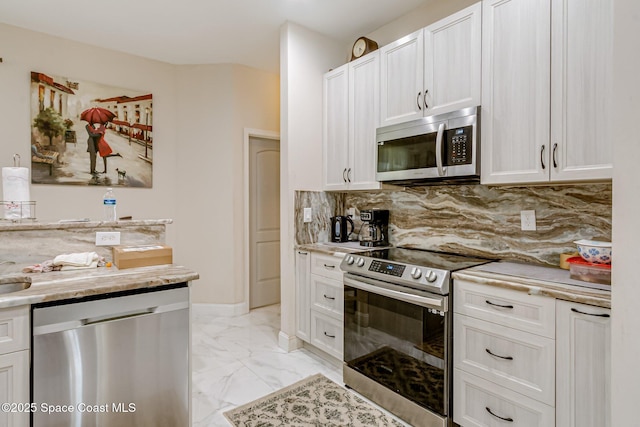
[32,283,190,427]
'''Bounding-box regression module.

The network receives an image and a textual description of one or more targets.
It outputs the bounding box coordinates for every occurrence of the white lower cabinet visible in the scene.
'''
[295,250,344,361]
[455,369,555,427]
[0,306,30,427]
[556,300,610,427]
[454,279,611,427]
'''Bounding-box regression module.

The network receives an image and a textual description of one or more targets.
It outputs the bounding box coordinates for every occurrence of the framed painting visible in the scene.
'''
[30,71,153,187]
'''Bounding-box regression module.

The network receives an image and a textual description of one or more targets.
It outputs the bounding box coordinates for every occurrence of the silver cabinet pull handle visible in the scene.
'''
[347,168,352,182]
[323,264,335,269]
[541,145,546,169]
[486,348,513,360]
[553,143,558,168]
[324,332,336,338]
[486,407,513,422]
[424,89,429,109]
[323,294,335,300]
[417,91,422,110]
[342,168,347,182]
[571,307,610,318]
[485,300,514,309]
[297,251,308,255]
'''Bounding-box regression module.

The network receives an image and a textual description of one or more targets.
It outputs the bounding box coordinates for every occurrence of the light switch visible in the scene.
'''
[303,208,312,223]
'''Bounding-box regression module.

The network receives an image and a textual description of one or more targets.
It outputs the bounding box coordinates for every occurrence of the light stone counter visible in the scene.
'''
[453,261,611,308]
[0,264,198,309]
[295,242,375,257]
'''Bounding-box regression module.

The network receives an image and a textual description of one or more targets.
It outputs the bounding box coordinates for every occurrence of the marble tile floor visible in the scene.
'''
[191,304,409,427]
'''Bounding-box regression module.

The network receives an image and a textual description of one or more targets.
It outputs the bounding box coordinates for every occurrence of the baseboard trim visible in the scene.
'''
[278,331,303,352]
[192,302,249,317]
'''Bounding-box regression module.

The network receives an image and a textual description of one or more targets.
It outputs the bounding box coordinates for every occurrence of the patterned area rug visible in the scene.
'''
[223,374,405,427]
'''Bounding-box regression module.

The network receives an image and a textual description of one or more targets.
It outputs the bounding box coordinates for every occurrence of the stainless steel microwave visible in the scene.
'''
[376,106,480,185]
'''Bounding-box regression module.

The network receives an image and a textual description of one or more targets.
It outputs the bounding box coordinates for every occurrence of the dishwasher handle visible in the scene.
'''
[33,287,190,336]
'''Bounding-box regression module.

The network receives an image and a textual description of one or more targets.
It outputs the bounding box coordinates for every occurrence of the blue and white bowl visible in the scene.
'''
[574,240,612,265]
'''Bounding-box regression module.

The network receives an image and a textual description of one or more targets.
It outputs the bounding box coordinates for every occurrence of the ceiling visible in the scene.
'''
[0,0,429,74]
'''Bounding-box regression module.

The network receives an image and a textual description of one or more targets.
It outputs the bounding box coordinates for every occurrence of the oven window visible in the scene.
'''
[377,132,438,173]
[344,284,448,416]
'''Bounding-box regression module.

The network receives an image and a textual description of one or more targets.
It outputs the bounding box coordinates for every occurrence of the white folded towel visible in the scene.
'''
[53,252,99,267]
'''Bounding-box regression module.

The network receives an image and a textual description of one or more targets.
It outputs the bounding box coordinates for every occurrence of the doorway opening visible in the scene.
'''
[245,130,280,310]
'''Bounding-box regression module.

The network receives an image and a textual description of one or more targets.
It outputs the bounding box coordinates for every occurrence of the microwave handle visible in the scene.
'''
[436,123,446,177]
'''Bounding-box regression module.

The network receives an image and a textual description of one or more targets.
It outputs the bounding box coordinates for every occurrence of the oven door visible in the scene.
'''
[343,273,451,417]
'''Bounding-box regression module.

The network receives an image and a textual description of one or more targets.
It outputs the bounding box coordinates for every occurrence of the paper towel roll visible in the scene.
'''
[2,167,31,219]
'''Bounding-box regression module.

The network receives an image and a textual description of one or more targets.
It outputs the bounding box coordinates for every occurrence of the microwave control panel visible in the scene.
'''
[445,125,473,165]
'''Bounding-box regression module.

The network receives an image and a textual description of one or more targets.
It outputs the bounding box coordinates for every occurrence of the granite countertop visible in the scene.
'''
[0,218,172,232]
[454,261,611,308]
[296,242,376,256]
[0,264,199,309]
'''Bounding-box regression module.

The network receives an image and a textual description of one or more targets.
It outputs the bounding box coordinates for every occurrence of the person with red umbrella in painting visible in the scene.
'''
[81,107,122,175]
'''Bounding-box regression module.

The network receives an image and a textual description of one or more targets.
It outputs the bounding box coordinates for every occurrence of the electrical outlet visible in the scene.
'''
[303,208,312,223]
[96,231,121,246]
[347,207,356,217]
[520,210,537,231]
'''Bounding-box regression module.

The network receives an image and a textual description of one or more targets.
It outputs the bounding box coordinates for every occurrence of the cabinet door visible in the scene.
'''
[550,0,613,181]
[480,0,551,185]
[424,2,482,116]
[379,29,424,126]
[0,350,29,427]
[348,52,381,190]
[556,300,610,427]
[295,250,311,342]
[323,65,349,191]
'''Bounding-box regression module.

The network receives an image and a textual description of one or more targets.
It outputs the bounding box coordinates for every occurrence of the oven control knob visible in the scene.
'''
[425,270,438,283]
[356,258,365,267]
[410,267,422,279]
[345,256,355,265]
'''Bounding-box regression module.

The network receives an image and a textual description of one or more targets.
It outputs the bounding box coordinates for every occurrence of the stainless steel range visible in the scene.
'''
[341,248,491,427]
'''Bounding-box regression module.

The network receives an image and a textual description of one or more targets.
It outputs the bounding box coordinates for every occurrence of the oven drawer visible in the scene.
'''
[454,315,555,405]
[310,310,343,360]
[311,275,343,320]
[454,369,555,427]
[454,279,555,338]
[311,253,343,281]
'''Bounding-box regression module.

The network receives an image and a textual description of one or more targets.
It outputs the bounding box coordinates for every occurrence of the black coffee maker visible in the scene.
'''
[330,215,354,242]
[359,209,389,247]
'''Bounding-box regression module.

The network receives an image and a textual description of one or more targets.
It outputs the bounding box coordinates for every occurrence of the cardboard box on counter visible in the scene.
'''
[112,245,173,269]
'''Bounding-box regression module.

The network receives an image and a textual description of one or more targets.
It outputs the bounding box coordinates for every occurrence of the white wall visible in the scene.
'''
[611,0,640,422]
[279,22,345,349]
[175,64,279,306]
[0,23,179,232]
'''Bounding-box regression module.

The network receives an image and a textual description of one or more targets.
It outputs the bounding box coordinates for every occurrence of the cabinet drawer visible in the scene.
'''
[454,279,555,338]
[455,314,555,405]
[454,369,555,427]
[310,310,343,360]
[0,306,29,354]
[311,253,344,281]
[310,275,343,320]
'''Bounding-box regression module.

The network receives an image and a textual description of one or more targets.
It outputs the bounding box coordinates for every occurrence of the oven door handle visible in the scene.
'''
[344,275,446,311]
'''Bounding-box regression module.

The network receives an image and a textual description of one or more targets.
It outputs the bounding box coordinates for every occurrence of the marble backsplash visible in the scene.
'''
[295,184,612,267]
[0,220,169,275]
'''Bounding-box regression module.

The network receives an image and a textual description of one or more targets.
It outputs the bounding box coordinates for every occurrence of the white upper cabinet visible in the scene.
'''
[323,53,381,191]
[380,29,424,126]
[380,3,482,127]
[323,64,350,191]
[348,52,381,190]
[481,0,551,184]
[482,0,613,185]
[424,2,482,116]
[550,0,613,181]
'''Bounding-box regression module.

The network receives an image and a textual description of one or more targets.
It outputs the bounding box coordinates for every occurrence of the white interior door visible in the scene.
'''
[249,137,280,309]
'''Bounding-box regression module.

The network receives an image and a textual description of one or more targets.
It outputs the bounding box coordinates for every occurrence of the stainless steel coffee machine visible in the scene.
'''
[359,209,389,247]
